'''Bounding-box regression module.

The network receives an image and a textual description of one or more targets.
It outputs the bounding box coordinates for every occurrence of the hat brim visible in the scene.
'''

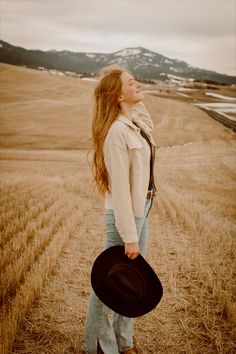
[91,245,163,317]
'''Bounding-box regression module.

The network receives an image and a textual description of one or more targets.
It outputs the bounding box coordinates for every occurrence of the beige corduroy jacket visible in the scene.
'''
[103,102,156,244]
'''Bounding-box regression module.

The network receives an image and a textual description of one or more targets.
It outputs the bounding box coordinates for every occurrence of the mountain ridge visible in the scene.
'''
[0,39,235,85]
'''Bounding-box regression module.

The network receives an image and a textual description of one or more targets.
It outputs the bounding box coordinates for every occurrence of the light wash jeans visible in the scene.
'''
[83,197,152,354]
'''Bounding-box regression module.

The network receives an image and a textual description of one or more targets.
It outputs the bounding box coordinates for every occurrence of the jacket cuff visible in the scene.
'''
[119,231,138,244]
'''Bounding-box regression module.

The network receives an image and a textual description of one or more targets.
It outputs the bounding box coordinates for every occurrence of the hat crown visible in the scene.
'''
[106,264,146,302]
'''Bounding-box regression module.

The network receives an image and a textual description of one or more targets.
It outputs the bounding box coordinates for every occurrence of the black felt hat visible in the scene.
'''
[91,245,163,318]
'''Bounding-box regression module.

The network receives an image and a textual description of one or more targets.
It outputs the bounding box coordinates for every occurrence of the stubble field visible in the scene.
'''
[0,63,236,353]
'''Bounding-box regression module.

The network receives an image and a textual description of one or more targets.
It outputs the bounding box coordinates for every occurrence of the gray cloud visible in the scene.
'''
[1,0,235,75]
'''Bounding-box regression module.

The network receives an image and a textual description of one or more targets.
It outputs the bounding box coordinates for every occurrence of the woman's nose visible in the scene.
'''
[136,81,141,89]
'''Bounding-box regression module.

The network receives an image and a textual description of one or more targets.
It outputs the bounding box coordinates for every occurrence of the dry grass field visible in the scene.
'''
[0,63,236,353]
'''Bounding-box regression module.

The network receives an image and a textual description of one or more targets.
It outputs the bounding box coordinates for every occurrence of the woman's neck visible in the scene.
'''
[120,103,134,121]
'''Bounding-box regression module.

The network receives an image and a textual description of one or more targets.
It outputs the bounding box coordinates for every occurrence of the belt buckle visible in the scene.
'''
[147,190,153,200]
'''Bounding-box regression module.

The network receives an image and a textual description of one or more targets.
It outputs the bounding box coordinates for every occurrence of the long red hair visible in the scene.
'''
[89,65,129,195]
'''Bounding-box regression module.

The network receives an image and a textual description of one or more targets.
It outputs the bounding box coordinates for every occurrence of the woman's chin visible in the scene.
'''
[135,94,144,103]
[138,92,144,100]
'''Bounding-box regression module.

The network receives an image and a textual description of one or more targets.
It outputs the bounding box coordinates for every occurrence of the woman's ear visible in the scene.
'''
[118,95,124,103]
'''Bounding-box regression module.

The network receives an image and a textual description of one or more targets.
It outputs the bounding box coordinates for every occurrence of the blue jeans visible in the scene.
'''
[83,198,152,354]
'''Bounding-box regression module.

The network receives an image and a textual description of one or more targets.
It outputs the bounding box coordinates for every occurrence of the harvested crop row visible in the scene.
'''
[0,195,66,270]
[0,182,56,231]
[0,196,77,304]
[153,189,236,325]
[0,193,56,248]
[0,181,49,216]
[0,205,83,354]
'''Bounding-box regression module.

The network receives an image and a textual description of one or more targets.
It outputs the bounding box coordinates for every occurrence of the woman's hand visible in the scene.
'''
[125,243,140,259]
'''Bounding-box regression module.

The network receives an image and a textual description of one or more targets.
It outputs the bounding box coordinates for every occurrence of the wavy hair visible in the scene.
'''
[89,65,130,196]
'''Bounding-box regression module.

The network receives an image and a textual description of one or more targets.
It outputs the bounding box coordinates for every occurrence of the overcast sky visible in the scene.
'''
[1,0,235,76]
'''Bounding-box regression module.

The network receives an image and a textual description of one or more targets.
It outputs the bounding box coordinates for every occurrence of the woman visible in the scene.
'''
[84,65,157,354]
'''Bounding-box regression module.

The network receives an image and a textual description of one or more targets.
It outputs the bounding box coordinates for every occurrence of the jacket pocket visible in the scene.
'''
[126,133,142,150]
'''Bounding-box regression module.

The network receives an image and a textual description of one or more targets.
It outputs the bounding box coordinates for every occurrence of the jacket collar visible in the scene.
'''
[117,114,156,147]
[117,115,140,131]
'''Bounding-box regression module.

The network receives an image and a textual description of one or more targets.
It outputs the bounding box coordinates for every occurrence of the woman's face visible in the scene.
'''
[119,72,143,105]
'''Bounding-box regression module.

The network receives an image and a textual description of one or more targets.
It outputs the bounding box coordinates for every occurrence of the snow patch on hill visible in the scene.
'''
[86,54,95,58]
[205,92,236,101]
[194,102,236,121]
[114,48,142,56]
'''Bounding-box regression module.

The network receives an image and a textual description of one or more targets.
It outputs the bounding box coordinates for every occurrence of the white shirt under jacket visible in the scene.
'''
[103,102,156,244]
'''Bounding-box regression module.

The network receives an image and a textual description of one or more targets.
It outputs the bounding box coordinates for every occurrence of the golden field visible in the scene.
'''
[0,63,236,353]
